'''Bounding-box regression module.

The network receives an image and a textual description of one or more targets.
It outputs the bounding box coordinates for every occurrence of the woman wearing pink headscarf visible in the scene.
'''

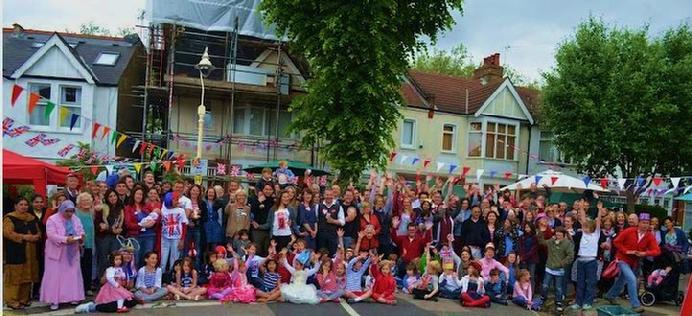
[40,200,86,310]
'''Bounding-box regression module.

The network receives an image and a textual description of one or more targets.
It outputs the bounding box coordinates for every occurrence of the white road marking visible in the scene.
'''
[339,299,362,316]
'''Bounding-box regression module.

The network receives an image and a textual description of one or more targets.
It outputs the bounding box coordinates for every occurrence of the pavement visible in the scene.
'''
[5,274,686,316]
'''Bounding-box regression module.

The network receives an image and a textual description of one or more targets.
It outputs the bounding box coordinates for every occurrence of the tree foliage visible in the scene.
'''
[261,0,464,183]
[57,142,104,181]
[411,43,475,77]
[78,21,135,37]
[541,18,692,210]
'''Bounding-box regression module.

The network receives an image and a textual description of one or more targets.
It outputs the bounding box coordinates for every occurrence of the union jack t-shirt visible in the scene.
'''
[161,205,189,240]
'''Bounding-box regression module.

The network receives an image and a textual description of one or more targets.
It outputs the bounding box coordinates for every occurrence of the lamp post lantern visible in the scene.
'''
[194,47,215,160]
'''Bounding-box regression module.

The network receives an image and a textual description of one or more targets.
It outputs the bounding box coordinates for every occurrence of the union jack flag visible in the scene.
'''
[163,213,182,238]
[25,133,60,147]
[3,117,30,137]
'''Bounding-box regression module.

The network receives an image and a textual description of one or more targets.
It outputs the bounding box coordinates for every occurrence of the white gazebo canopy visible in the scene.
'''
[501,170,608,193]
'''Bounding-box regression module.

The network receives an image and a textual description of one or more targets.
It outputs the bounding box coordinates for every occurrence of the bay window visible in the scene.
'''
[467,119,518,160]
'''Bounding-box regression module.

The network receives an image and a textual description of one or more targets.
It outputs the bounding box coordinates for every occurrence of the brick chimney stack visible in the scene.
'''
[473,53,504,84]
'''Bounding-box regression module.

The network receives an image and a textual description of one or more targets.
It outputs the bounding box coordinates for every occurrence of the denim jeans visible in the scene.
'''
[606,261,641,308]
[513,295,543,310]
[134,287,168,302]
[161,238,181,272]
[137,235,155,267]
[439,287,461,299]
[576,259,598,306]
[184,229,202,269]
[541,271,564,304]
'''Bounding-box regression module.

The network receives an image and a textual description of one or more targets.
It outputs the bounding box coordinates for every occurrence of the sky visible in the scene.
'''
[3,0,691,81]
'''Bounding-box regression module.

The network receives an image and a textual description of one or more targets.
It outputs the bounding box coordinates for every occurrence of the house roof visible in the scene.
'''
[401,69,540,117]
[3,28,140,85]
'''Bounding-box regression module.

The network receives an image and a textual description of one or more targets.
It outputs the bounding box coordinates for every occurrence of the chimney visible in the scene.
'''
[12,23,24,38]
[473,53,504,85]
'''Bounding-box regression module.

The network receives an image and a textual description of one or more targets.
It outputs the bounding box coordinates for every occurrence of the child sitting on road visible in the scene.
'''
[513,269,542,311]
[350,254,397,305]
[460,261,490,308]
[485,268,508,305]
[256,259,282,303]
[399,262,420,294]
[344,252,372,303]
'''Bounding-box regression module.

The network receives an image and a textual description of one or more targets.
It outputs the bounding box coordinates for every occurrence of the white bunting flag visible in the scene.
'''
[132,140,140,153]
[105,165,114,175]
[671,177,681,188]
[436,162,446,172]
[617,178,627,190]
[476,169,484,182]
[400,155,409,165]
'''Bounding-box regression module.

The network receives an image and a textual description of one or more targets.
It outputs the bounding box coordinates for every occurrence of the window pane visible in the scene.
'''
[486,122,496,132]
[508,125,516,135]
[265,109,277,136]
[249,108,264,136]
[485,133,495,158]
[29,84,50,126]
[442,133,453,151]
[470,122,482,131]
[497,135,506,159]
[233,108,245,134]
[61,87,81,104]
[498,124,506,134]
[278,111,292,138]
[94,52,119,65]
[507,136,515,160]
[443,124,453,132]
[402,120,414,145]
[59,106,81,128]
[468,133,481,157]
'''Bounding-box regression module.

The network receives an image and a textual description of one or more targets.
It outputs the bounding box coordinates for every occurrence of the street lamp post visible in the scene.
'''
[194,47,215,160]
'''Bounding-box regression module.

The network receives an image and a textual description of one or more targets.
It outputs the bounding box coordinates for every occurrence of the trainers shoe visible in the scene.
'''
[75,303,90,313]
[116,307,129,313]
[582,304,592,310]
[50,304,59,310]
[632,306,645,313]
[569,304,581,310]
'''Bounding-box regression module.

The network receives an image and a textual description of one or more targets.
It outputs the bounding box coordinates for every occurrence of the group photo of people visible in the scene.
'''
[3,164,689,314]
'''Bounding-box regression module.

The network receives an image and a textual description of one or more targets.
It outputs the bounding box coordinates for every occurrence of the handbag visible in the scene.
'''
[602,259,619,279]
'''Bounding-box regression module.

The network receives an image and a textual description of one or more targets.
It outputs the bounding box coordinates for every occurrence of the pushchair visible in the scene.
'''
[639,248,684,306]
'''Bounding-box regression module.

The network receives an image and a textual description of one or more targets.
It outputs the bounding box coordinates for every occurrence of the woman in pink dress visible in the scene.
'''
[227,256,256,303]
[40,200,85,310]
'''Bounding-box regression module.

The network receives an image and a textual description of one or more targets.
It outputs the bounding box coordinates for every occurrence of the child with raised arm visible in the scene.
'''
[316,257,345,302]
[226,252,256,303]
[279,249,322,304]
[412,246,440,301]
[343,252,372,303]
[350,254,397,304]
[166,257,207,300]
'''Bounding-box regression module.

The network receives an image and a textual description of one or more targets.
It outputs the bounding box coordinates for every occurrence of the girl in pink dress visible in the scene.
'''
[227,256,256,303]
[207,260,233,301]
[94,252,137,312]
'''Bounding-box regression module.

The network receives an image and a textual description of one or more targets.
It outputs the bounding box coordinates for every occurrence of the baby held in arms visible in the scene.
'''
[139,212,159,231]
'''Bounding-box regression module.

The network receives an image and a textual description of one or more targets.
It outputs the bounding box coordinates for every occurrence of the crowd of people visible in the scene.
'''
[3,163,689,314]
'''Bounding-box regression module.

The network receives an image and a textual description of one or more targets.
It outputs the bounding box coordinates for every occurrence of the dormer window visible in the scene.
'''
[94,52,119,65]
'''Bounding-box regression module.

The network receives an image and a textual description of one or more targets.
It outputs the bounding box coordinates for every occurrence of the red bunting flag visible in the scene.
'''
[163,161,172,172]
[90,166,98,175]
[389,152,397,162]
[551,176,559,185]
[91,122,101,138]
[503,172,512,180]
[27,92,41,114]
[423,159,431,168]
[600,178,609,188]
[461,166,471,177]
[176,155,186,169]
[11,84,24,106]
[652,177,662,186]
[139,141,148,155]
[101,126,111,140]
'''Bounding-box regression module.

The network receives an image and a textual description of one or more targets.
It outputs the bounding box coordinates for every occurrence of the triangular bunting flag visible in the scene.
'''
[683,185,692,194]
[476,169,484,182]
[134,163,142,173]
[535,175,543,184]
[652,177,662,186]
[116,134,128,148]
[550,176,559,185]
[59,107,70,125]
[105,165,114,175]
[400,155,409,165]
[150,161,158,172]
[27,92,41,114]
[110,131,119,144]
[617,178,627,190]
[636,176,646,187]
[176,155,186,169]
[671,177,681,188]
[600,178,609,188]
[167,151,176,160]
[139,141,148,155]
[101,126,111,140]
[163,161,172,172]
[503,172,512,180]
[436,162,446,172]
[160,149,168,160]
[132,140,141,153]
[448,164,457,174]
[11,84,24,106]
[44,101,56,120]
[411,157,420,166]
[582,176,592,187]
[69,114,80,130]
[461,166,471,177]
[518,174,528,180]
[92,122,101,138]
[389,152,397,162]
[489,170,497,178]
[90,166,99,175]
[423,159,431,168]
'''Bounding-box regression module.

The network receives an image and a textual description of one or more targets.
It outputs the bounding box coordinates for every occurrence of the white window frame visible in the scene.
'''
[441,123,457,153]
[57,85,82,130]
[538,131,571,164]
[467,120,483,158]
[94,52,120,66]
[27,82,52,127]
[231,106,295,139]
[485,120,518,160]
[465,117,519,161]
[400,118,416,149]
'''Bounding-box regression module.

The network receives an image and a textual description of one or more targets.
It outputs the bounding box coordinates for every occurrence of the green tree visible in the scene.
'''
[261,1,464,183]
[541,18,692,211]
[412,43,475,77]
[57,142,104,181]
[79,21,112,36]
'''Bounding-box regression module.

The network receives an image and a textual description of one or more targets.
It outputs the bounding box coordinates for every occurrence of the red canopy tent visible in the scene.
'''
[3,149,71,196]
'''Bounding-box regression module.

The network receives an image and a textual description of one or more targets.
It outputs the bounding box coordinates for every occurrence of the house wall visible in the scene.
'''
[24,46,85,80]
[3,77,116,162]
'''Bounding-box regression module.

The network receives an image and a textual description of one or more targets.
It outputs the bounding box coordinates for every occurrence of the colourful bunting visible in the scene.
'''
[134,163,142,173]
[503,172,512,180]
[132,140,140,153]
[150,161,158,172]
[448,164,457,174]
[216,163,227,175]
[92,122,101,138]
[489,171,497,178]
[176,155,186,169]
[389,152,397,162]
[411,157,420,166]
[44,101,56,120]
[476,169,484,182]
[27,93,41,114]
[600,178,609,188]
[550,176,559,185]
[139,141,148,155]
[461,166,471,177]
[162,161,172,172]
[230,165,241,177]
[436,162,446,172]
[671,177,681,188]
[3,117,30,137]
[110,130,119,144]
[59,107,70,125]
[25,133,60,147]
[423,159,431,168]
[117,134,128,148]
[535,175,543,184]
[11,84,24,106]
[57,144,75,157]
[90,166,99,175]
[582,176,591,187]
[69,114,80,130]
[101,126,111,140]
[617,178,627,190]
[652,177,662,186]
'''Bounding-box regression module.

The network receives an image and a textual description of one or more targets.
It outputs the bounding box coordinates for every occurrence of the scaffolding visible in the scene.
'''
[129,21,318,178]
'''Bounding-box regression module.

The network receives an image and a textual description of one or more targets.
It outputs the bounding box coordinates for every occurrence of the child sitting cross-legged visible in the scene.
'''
[400,262,420,294]
[460,261,491,308]
[438,260,463,299]
[513,269,542,311]
[166,257,207,301]
[279,249,323,304]
[344,252,372,303]
[484,268,508,305]
[349,254,397,304]
[411,245,440,301]
[256,258,282,303]
[316,257,345,302]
